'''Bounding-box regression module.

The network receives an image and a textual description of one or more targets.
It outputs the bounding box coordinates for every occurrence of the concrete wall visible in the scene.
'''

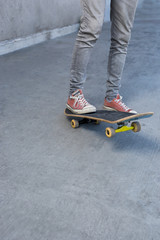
[0,0,114,42]
[105,0,111,22]
[0,0,81,42]
[0,0,144,55]
[0,0,145,42]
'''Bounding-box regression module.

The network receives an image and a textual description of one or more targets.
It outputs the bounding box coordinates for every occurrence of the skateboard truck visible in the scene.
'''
[105,121,141,138]
[71,118,99,128]
[71,118,141,138]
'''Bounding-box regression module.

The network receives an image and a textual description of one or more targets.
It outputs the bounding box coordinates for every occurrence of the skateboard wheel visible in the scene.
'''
[131,121,141,132]
[71,119,79,128]
[105,127,116,138]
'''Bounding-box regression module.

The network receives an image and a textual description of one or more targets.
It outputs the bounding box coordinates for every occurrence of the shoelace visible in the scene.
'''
[71,94,88,107]
[114,99,130,111]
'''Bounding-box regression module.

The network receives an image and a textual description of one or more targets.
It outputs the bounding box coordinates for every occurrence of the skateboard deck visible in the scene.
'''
[64,108,154,138]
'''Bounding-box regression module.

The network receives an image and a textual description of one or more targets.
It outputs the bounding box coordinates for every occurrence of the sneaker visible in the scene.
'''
[103,94,137,114]
[66,89,96,114]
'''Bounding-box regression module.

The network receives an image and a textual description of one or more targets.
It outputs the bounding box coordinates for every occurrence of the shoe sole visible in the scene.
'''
[66,104,96,114]
[103,105,137,114]
[103,105,117,111]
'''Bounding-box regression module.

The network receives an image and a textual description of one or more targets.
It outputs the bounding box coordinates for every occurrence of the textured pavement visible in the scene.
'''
[0,0,160,239]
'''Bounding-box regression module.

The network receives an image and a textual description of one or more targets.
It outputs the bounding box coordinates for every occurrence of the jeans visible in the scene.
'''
[69,0,138,101]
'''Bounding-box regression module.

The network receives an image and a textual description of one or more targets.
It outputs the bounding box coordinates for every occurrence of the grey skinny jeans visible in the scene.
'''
[69,0,138,101]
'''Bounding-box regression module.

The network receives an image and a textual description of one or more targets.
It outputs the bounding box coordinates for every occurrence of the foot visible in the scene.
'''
[103,94,137,114]
[66,89,96,114]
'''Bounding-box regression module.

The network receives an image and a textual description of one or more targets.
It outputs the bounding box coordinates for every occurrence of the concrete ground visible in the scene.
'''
[0,0,160,239]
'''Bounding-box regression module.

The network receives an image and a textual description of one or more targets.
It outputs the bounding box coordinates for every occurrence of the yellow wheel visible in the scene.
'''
[105,127,116,138]
[71,119,79,128]
[131,121,141,132]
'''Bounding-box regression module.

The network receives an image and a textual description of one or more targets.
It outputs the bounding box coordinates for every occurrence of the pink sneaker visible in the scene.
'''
[104,95,137,113]
[66,89,96,114]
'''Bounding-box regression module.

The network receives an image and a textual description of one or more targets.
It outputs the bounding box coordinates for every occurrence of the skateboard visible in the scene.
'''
[64,108,154,138]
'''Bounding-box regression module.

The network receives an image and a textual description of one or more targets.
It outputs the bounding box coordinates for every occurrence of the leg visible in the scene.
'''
[69,0,106,95]
[106,0,138,101]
